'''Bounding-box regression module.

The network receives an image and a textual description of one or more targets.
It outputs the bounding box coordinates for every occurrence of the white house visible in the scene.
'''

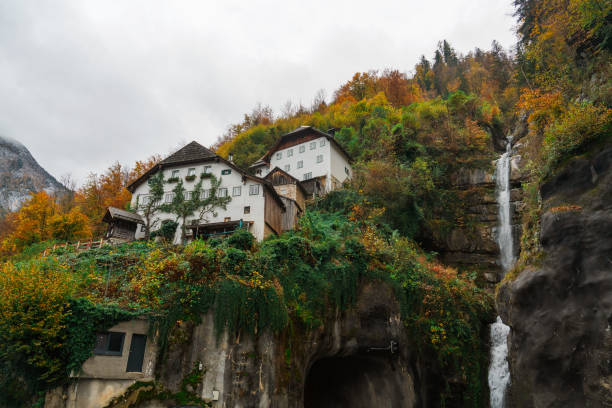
[126,142,285,243]
[249,126,352,195]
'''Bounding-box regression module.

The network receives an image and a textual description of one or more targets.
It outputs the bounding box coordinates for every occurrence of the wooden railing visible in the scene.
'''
[43,238,113,256]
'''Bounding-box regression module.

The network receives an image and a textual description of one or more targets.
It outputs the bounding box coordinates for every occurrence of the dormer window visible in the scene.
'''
[276,152,282,160]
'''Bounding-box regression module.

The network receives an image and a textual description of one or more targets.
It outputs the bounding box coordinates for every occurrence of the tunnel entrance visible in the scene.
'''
[303,354,413,408]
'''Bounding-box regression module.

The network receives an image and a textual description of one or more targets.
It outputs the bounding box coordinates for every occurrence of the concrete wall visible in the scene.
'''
[79,319,156,380]
[131,161,267,242]
[46,319,157,408]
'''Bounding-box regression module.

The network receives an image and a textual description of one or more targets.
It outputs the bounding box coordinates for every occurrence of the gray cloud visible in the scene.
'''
[0,0,516,184]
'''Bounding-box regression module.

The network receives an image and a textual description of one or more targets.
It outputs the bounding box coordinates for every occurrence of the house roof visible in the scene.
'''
[264,166,308,196]
[126,141,286,211]
[160,141,217,165]
[102,207,144,224]
[252,126,352,167]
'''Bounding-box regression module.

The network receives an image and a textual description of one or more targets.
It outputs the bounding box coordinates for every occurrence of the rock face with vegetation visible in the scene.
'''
[498,147,612,407]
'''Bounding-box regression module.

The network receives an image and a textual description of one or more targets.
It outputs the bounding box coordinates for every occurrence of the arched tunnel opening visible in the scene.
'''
[303,353,413,408]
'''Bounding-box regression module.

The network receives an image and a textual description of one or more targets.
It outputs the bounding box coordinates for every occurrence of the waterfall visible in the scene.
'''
[489,138,514,408]
[496,140,515,271]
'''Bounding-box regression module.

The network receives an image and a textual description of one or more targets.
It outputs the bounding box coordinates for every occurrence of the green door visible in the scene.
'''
[126,334,147,372]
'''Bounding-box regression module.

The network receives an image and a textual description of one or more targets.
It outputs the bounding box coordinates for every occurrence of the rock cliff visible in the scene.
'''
[497,146,612,407]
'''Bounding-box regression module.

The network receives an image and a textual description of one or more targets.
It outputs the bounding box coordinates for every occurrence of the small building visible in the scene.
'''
[46,319,156,408]
[249,126,352,194]
[102,207,144,243]
[127,141,286,243]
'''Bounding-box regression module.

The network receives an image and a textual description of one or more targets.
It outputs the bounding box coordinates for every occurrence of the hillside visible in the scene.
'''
[0,135,66,212]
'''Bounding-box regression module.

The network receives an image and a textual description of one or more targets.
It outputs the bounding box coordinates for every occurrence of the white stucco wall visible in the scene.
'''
[269,136,330,182]
[329,142,352,187]
[131,161,266,242]
[268,136,351,192]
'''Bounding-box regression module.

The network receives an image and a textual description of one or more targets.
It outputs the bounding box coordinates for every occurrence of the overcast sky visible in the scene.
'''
[0,0,516,184]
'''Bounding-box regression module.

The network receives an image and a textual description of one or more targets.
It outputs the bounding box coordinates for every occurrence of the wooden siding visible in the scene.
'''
[279,197,301,232]
[264,190,283,235]
[106,219,137,241]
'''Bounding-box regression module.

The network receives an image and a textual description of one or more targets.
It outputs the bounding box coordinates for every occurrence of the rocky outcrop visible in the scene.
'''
[433,160,524,284]
[0,134,65,211]
[153,281,419,408]
[497,147,612,407]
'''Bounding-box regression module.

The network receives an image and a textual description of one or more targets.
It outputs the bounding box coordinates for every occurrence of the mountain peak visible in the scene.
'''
[0,135,66,212]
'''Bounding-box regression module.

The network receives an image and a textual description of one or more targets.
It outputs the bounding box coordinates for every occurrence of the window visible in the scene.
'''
[317,154,323,163]
[297,160,303,169]
[284,164,290,172]
[310,142,316,150]
[233,186,242,196]
[299,145,305,153]
[139,194,150,205]
[256,169,262,175]
[287,149,293,157]
[303,172,312,180]
[221,169,231,175]
[320,138,326,147]
[244,206,250,214]
[187,168,196,176]
[185,191,193,200]
[224,217,231,222]
[165,193,174,203]
[249,184,260,195]
[203,165,212,174]
[218,188,228,197]
[94,332,125,356]
[201,189,210,199]
[276,152,282,160]
[345,166,350,175]
[172,170,180,178]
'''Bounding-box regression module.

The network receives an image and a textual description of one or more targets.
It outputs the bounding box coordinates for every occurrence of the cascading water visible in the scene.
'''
[488,137,514,408]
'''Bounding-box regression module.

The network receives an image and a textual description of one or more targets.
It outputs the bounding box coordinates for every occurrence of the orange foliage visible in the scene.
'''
[0,192,91,256]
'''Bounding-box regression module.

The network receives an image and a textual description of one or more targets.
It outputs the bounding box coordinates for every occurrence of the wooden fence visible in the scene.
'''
[42,238,113,256]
